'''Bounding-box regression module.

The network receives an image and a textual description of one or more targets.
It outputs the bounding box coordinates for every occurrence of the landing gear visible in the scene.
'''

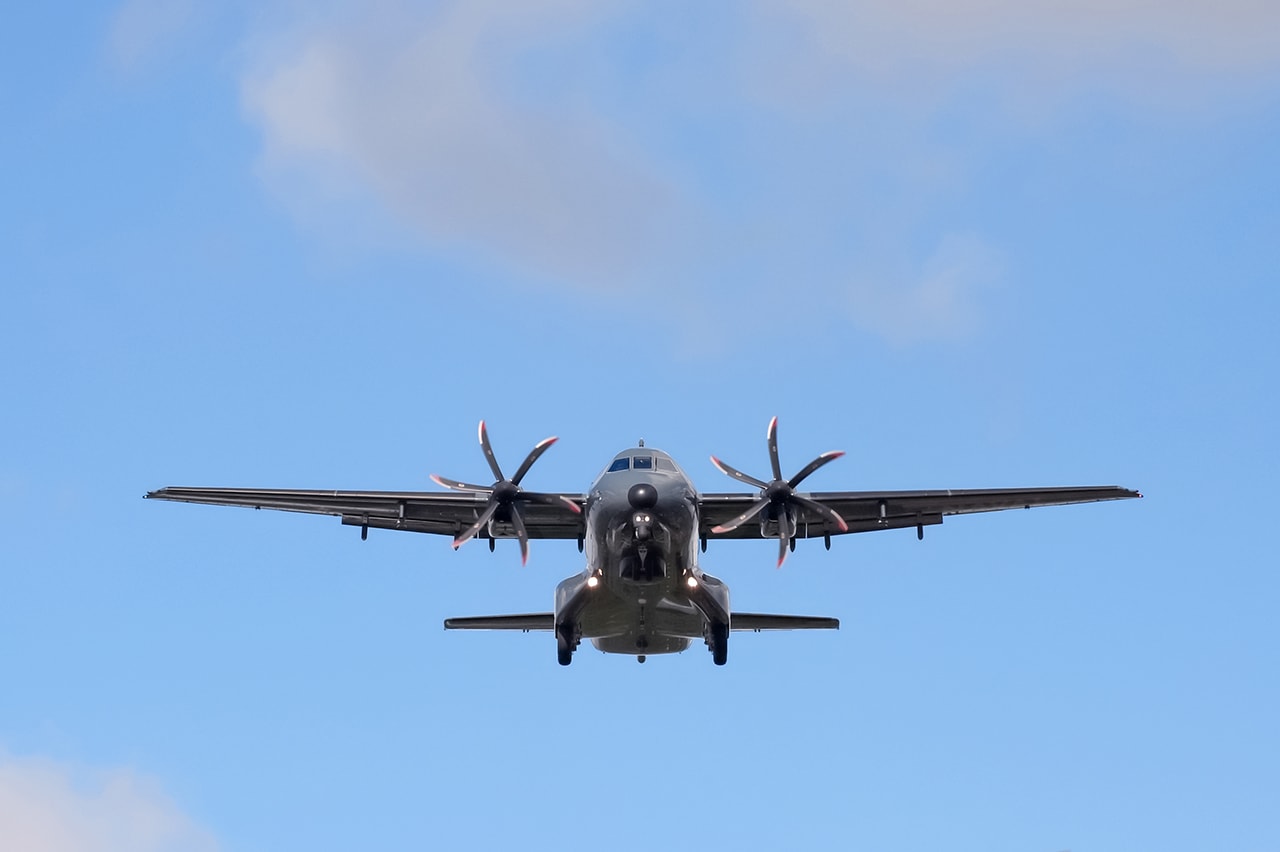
[709,622,729,666]
[556,623,578,667]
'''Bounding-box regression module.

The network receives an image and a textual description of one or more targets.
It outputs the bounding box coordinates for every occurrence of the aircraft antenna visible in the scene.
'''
[638,438,645,447]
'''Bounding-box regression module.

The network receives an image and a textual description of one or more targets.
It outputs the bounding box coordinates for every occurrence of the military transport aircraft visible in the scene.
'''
[146,418,1139,666]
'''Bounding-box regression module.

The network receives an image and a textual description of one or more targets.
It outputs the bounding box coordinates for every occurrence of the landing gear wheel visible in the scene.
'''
[556,625,575,666]
[711,622,729,666]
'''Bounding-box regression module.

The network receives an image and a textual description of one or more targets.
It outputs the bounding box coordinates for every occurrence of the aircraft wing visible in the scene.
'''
[698,485,1141,540]
[145,487,587,539]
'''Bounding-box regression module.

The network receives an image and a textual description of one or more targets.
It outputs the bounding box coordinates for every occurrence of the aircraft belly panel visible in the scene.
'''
[592,634,691,656]
[577,586,704,656]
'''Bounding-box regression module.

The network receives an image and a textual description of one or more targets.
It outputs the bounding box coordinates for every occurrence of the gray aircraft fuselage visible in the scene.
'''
[553,446,729,664]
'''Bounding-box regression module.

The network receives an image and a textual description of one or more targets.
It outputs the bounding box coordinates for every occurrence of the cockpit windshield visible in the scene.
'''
[603,453,683,476]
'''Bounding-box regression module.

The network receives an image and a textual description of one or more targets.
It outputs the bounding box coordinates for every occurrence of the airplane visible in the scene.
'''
[145,418,1140,666]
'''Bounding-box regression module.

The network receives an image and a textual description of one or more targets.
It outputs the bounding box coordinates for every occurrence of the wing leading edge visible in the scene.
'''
[699,485,1140,540]
[145,486,587,540]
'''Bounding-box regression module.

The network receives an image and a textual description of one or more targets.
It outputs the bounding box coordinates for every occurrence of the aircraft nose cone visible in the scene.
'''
[628,483,659,509]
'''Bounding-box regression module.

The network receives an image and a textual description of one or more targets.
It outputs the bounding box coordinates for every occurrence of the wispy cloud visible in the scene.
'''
[242,2,691,295]
[756,0,1280,78]
[107,0,201,72]
[847,233,1004,345]
[0,754,218,852]
[234,1,1277,347]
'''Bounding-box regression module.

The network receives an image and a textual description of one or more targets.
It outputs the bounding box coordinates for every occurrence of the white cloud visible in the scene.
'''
[0,755,218,852]
[235,1,1276,348]
[242,1,691,295]
[755,0,1280,80]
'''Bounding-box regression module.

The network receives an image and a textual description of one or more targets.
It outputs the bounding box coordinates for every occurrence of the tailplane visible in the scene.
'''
[731,613,839,632]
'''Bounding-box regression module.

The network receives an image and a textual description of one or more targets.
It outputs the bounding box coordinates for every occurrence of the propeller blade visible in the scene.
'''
[430,474,493,493]
[710,456,770,490]
[776,531,789,569]
[767,416,782,481]
[510,435,558,486]
[788,450,845,489]
[792,494,850,533]
[454,501,499,549]
[710,496,771,535]
[478,420,505,482]
[509,505,530,566]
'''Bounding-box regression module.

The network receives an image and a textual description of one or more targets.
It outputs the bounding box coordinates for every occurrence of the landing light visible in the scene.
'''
[686,576,698,589]
[587,575,600,589]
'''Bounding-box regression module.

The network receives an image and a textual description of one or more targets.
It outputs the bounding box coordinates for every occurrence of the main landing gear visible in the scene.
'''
[708,622,729,666]
[556,623,579,667]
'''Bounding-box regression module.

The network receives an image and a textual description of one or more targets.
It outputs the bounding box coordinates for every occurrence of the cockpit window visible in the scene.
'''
[655,457,677,472]
[607,457,630,472]
[632,456,653,470]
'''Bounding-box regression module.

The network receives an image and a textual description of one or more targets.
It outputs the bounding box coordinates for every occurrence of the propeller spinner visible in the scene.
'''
[431,420,579,565]
[709,416,849,567]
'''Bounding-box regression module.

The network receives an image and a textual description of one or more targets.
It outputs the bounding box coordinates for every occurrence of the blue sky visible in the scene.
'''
[2,2,1277,850]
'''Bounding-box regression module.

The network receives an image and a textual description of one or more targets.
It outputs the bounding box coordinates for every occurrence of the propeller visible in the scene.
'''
[709,416,849,568]
[430,420,579,565]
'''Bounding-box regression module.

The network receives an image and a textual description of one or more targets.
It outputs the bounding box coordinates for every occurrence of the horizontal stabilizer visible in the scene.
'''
[444,614,554,631]
[732,613,839,631]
